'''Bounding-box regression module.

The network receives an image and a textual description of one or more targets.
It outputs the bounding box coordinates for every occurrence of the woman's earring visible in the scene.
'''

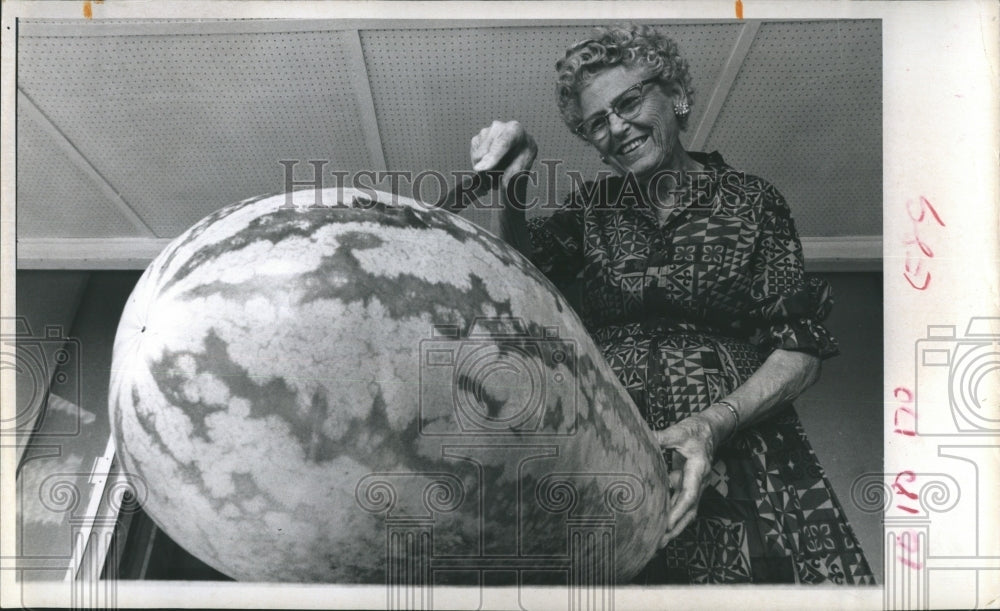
[674,99,691,118]
[600,155,608,164]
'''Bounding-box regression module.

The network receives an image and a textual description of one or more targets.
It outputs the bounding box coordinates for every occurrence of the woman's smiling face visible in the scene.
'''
[577,64,687,181]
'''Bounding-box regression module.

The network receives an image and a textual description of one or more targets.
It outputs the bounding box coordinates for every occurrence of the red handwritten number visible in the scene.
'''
[902,197,945,291]
[906,196,946,227]
[893,406,916,436]
[903,233,934,258]
[892,387,920,527]
[903,262,931,290]
[892,386,917,436]
[892,389,922,568]
[896,530,923,569]
[899,557,923,569]
[903,258,931,291]
[894,470,918,515]
[893,471,918,499]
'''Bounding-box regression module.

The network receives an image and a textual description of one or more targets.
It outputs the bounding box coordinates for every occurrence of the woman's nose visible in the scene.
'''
[607,112,630,136]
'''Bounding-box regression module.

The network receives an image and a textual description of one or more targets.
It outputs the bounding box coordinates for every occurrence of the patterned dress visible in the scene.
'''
[525,151,875,585]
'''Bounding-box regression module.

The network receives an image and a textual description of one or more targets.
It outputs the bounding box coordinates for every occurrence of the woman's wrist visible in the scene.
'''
[703,400,740,445]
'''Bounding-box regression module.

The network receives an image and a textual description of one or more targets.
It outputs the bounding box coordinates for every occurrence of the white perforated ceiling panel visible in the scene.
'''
[704,20,882,237]
[360,23,742,211]
[17,28,375,237]
[16,19,882,250]
[16,104,143,238]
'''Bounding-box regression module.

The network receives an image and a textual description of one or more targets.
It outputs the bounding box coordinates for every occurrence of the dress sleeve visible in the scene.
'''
[745,181,840,360]
[524,195,586,289]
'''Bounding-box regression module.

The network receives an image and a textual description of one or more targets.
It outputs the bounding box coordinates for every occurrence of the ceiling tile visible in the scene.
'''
[705,20,882,237]
[16,20,882,242]
[360,23,743,213]
[16,105,144,238]
[18,29,375,237]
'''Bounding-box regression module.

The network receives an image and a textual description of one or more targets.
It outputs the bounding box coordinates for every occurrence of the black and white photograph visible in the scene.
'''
[1,2,996,610]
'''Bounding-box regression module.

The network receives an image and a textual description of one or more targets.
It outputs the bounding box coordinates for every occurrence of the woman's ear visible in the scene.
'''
[669,85,691,119]
[664,82,687,107]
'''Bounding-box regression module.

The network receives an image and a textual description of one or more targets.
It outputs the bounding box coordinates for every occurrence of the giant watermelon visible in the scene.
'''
[108,187,670,583]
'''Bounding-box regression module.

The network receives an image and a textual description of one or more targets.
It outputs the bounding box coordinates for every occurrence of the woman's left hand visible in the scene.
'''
[651,350,821,547]
[653,413,725,547]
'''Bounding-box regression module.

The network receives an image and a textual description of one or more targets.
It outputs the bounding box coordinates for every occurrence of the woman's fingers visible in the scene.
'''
[658,504,699,548]
[656,418,713,532]
[502,135,537,186]
[667,469,682,492]
[667,466,701,530]
[660,454,712,543]
[653,422,690,450]
[470,120,536,175]
[666,456,706,529]
[470,122,503,168]
[470,127,490,164]
[473,125,517,171]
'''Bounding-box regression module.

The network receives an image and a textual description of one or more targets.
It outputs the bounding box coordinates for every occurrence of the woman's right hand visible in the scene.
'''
[470,120,537,187]
[465,120,536,254]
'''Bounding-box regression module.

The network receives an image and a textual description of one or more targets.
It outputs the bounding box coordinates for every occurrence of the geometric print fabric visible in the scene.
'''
[526,151,874,584]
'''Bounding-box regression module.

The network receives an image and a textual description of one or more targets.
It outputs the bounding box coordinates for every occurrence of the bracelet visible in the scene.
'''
[715,399,740,435]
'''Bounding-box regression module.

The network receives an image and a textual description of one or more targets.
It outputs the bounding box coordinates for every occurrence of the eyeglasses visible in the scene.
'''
[574,77,660,141]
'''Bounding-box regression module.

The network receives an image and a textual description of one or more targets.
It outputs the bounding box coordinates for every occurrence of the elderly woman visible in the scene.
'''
[467,25,875,584]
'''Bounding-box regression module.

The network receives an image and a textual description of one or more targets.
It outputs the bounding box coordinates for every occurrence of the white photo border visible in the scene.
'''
[1,1,997,610]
